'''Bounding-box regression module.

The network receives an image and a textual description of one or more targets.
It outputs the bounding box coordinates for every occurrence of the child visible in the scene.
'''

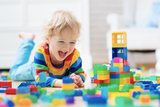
[9,10,86,88]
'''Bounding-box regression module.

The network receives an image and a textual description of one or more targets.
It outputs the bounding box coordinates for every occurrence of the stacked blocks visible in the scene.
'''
[0,81,12,88]
[62,76,75,104]
[93,64,110,86]
[52,91,66,106]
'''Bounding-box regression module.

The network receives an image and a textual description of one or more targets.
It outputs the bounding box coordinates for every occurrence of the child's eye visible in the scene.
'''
[70,42,75,44]
[59,41,64,43]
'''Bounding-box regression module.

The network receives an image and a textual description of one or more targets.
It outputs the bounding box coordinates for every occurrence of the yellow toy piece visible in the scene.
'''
[62,84,75,90]
[52,99,66,106]
[112,31,127,47]
[97,74,110,80]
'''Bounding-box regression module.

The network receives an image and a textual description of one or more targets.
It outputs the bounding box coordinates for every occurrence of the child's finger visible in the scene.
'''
[74,83,78,88]
[70,73,76,78]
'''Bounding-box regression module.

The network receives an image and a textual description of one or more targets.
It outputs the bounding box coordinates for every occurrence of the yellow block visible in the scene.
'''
[111,92,131,101]
[123,78,127,85]
[52,99,66,106]
[16,93,30,102]
[97,74,110,80]
[0,96,2,101]
[113,63,123,67]
[112,31,127,47]
[62,84,75,90]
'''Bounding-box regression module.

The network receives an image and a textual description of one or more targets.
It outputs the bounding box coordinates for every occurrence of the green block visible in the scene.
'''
[97,83,109,87]
[110,79,120,85]
[134,76,141,81]
[24,95,38,103]
[63,90,74,95]
[108,84,119,92]
[97,70,109,75]
[86,89,96,95]
[115,97,133,106]
[149,76,157,81]
[93,64,108,75]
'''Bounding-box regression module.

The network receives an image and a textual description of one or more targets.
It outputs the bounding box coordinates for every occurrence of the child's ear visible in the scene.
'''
[45,37,50,44]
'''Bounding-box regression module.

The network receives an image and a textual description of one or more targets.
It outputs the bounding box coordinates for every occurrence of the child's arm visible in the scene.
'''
[34,45,61,87]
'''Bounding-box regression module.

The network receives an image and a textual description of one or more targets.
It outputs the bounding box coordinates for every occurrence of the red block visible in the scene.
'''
[0,81,12,88]
[93,79,110,83]
[4,88,16,95]
[110,71,130,74]
[28,85,37,92]
[123,60,128,65]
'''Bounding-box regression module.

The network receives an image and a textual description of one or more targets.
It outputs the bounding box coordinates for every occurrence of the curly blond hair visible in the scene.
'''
[42,10,81,40]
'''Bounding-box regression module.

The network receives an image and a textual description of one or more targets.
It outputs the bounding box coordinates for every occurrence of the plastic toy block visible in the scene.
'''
[41,88,47,95]
[0,102,8,107]
[74,89,83,96]
[110,79,120,85]
[16,86,30,94]
[87,97,107,105]
[97,70,109,75]
[139,95,150,104]
[157,78,160,83]
[19,98,32,107]
[110,74,119,79]
[113,63,123,67]
[123,65,130,71]
[41,95,52,103]
[93,79,110,84]
[62,84,75,90]
[2,98,15,107]
[100,86,108,99]
[132,91,141,98]
[31,92,40,99]
[4,88,16,95]
[111,92,131,100]
[0,81,12,88]
[123,60,128,65]
[108,84,119,92]
[66,97,74,104]
[110,71,130,74]
[24,95,38,103]
[86,89,96,95]
[113,57,123,63]
[52,99,66,106]
[139,81,153,84]
[39,72,46,83]
[93,64,109,75]
[0,88,6,93]
[28,85,37,92]
[97,74,109,80]
[62,76,74,84]
[149,76,158,81]
[97,83,109,87]
[112,47,127,60]
[0,96,2,101]
[112,31,127,47]
[63,90,74,95]
[51,91,66,99]
[109,66,119,72]
[115,97,133,106]
[93,74,97,79]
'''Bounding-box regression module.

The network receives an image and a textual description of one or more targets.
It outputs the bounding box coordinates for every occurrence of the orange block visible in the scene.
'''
[139,95,150,104]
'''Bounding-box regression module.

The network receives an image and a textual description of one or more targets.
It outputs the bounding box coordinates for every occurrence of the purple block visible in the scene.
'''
[66,97,74,104]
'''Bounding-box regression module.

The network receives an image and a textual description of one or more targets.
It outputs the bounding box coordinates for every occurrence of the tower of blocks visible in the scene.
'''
[93,31,134,86]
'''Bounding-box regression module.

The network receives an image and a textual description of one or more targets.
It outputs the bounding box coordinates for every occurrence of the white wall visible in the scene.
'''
[0,0,92,72]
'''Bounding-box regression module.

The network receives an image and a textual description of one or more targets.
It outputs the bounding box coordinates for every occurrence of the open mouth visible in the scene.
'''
[58,51,67,58]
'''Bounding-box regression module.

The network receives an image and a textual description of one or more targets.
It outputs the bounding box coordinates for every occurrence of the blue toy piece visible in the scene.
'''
[87,97,107,105]
[16,86,30,94]
[31,91,40,99]
[109,66,119,72]
[74,89,83,96]
[100,86,108,99]
[132,91,141,98]
[62,76,74,84]
[2,98,15,107]
[0,88,6,93]
[110,74,120,79]
[123,65,130,71]
[93,74,97,79]
[112,47,127,60]
[41,95,52,103]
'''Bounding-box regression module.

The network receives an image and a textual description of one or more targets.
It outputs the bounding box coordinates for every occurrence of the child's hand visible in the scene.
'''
[70,73,84,88]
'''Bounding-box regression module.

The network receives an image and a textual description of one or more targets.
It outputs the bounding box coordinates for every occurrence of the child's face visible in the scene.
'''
[47,27,78,63]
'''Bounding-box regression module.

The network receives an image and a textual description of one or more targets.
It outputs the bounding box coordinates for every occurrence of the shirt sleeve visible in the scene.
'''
[68,50,86,82]
[34,46,57,87]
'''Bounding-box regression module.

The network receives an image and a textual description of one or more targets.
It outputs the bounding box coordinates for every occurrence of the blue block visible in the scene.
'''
[87,97,107,105]
[40,95,52,103]
[110,74,120,79]
[93,74,97,79]
[31,92,40,99]
[17,86,30,94]
[0,88,6,93]
[62,76,74,84]
[132,91,141,98]
[39,72,46,83]
[100,86,108,99]
[2,98,15,107]
[123,65,130,71]
[74,89,83,96]
[112,47,127,60]
[110,66,119,72]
